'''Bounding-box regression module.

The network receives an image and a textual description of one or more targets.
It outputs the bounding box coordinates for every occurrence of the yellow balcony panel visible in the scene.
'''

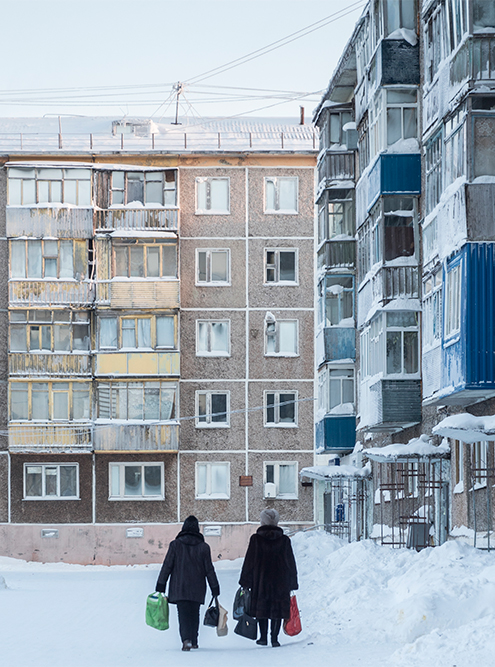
[106,280,179,309]
[95,351,180,376]
[9,423,93,453]
[9,353,92,376]
[93,423,179,452]
[9,280,95,307]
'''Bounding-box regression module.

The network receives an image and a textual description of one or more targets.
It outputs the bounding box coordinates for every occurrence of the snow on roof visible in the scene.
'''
[363,435,450,461]
[0,116,317,153]
[300,463,372,480]
[433,413,495,443]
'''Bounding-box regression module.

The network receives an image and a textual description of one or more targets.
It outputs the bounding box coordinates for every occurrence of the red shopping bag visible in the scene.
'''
[283,594,302,636]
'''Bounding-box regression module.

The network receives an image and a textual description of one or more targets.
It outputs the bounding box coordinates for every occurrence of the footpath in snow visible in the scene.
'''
[1,530,495,667]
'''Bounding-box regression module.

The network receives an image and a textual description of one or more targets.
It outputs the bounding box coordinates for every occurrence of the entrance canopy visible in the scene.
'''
[433,413,495,443]
[300,463,371,481]
[363,434,450,463]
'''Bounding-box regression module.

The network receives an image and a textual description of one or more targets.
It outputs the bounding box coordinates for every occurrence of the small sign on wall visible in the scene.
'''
[204,525,222,537]
[126,527,144,538]
[41,529,59,539]
[239,476,253,487]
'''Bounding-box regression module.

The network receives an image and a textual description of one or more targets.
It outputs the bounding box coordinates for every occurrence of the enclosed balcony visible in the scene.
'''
[9,353,91,376]
[316,328,355,366]
[363,379,421,432]
[8,423,93,453]
[95,351,180,377]
[95,280,179,308]
[6,207,94,239]
[317,152,355,190]
[317,241,356,271]
[372,265,419,304]
[94,208,179,233]
[368,154,421,210]
[9,280,95,307]
[316,415,356,453]
[93,423,179,452]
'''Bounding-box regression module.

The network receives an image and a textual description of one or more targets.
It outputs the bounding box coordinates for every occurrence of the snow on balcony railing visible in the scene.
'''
[94,207,178,232]
[0,129,318,153]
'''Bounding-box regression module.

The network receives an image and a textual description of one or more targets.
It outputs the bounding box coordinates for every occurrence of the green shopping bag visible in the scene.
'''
[145,592,169,630]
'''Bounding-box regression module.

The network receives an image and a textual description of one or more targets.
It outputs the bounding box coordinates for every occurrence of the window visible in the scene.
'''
[473,0,495,32]
[329,368,355,411]
[10,310,90,353]
[425,133,442,214]
[361,314,385,378]
[98,314,176,350]
[264,177,298,213]
[446,0,468,51]
[196,320,230,356]
[196,249,230,285]
[10,382,90,421]
[383,196,415,261]
[387,89,418,146]
[264,249,297,284]
[445,262,461,338]
[472,441,488,487]
[424,7,444,84]
[320,110,353,150]
[444,113,465,187]
[383,0,417,36]
[10,239,88,280]
[113,241,177,278]
[8,167,91,206]
[454,440,464,488]
[196,177,230,214]
[318,189,354,244]
[24,463,79,499]
[473,116,495,179]
[195,462,230,499]
[265,391,297,426]
[109,462,164,499]
[111,170,176,206]
[264,462,298,499]
[423,269,442,348]
[386,312,419,375]
[358,203,381,280]
[318,275,354,327]
[97,382,177,421]
[265,318,298,356]
[195,391,229,427]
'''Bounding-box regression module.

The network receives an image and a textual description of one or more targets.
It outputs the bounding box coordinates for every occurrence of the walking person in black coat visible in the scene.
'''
[155,515,220,651]
[239,508,298,647]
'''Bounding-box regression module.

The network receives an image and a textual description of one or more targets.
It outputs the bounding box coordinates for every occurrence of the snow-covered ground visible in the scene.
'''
[1,531,495,667]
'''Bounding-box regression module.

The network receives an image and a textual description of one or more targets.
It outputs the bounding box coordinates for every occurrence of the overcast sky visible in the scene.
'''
[0,0,364,123]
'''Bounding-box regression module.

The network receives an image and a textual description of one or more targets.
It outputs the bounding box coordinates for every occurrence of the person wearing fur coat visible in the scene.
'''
[239,508,298,647]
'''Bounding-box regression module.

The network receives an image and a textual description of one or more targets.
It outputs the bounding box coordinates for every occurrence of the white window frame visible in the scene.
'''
[264,390,298,427]
[265,319,299,356]
[8,167,92,206]
[263,461,298,499]
[385,311,420,376]
[196,249,230,286]
[327,366,355,413]
[264,177,298,214]
[444,261,461,339]
[472,441,488,488]
[110,170,176,207]
[454,439,464,490]
[264,248,298,285]
[422,269,443,348]
[98,314,176,351]
[196,320,230,357]
[386,88,418,147]
[195,390,230,428]
[23,463,79,500]
[195,461,231,499]
[195,177,230,214]
[108,462,165,500]
[96,381,177,421]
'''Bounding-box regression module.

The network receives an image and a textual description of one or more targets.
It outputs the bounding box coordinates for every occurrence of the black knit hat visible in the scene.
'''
[182,515,200,533]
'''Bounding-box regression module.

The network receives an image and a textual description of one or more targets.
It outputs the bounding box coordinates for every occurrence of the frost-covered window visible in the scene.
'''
[10,239,87,280]
[318,189,354,244]
[321,110,353,150]
[195,462,230,499]
[264,462,298,498]
[424,7,444,84]
[423,218,438,265]
[319,367,355,413]
[24,463,78,499]
[196,177,230,214]
[97,382,176,421]
[444,111,465,187]
[111,170,176,206]
[264,177,298,213]
[265,318,298,356]
[473,0,495,31]
[361,314,385,378]
[265,391,297,426]
[264,249,297,284]
[383,196,415,261]
[386,89,418,146]
[195,391,229,427]
[98,314,175,351]
[113,241,177,278]
[109,462,164,500]
[473,116,495,178]
[383,0,417,36]
[196,320,230,356]
[445,262,461,338]
[446,0,468,50]
[472,441,488,487]
[386,312,419,375]
[318,275,354,327]
[369,91,385,158]
[423,269,443,347]
[10,381,90,421]
[196,249,230,285]
[454,440,464,487]
[8,167,91,206]
[9,310,90,353]
[425,133,442,214]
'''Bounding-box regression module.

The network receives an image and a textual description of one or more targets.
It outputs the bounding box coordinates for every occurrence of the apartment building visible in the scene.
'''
[0,117,316,563]
[312,0,495,549]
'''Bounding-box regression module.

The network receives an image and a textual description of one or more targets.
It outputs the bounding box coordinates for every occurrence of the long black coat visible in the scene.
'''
[155,531,220,604]
[239,525,298,619]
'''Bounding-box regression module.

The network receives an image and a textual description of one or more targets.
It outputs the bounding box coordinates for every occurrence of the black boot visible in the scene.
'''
[271,619,282,647]
[257,619,268,645]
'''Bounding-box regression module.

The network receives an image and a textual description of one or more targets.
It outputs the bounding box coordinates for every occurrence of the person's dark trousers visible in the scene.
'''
[258,618,282,642]
[176,600,201,644]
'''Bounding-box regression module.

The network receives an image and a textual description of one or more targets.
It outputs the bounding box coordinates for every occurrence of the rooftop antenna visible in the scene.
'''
[171,82,183,125]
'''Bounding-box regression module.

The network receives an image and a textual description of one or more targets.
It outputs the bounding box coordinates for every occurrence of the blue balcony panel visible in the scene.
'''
[316,415,356,453]
[368,154,421,210]
[316,327,356,366]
